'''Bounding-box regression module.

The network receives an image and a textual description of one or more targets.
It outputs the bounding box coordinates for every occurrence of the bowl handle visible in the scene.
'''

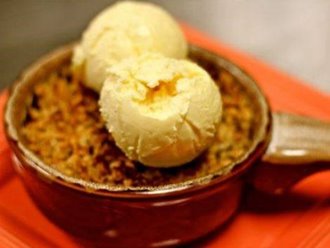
[249,113,330,194]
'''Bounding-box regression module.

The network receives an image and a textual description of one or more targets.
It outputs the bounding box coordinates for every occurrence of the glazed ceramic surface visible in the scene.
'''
[4,45,329,247]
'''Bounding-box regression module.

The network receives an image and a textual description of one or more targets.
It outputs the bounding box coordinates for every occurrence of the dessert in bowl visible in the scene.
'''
[5,44,271,248]
[16,46,266,188]
[5,38,330,248]
[4,1,330,247]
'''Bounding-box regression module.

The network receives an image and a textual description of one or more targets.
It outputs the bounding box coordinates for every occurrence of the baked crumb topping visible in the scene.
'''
[21,64,255,186]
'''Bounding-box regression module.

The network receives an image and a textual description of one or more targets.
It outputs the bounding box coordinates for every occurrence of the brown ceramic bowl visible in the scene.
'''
[4,45,330,247]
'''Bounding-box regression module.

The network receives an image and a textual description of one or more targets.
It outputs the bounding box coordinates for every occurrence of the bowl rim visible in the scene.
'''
[4,44,272,198]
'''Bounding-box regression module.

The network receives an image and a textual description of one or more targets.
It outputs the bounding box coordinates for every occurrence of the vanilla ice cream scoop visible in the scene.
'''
[100,54,222,167]
[73,1,188,92]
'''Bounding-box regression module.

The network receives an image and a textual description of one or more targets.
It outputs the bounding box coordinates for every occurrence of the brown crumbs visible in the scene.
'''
[20,64,255,187]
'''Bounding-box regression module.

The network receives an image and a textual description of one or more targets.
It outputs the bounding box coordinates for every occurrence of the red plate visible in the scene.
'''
[0,25,329,248]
